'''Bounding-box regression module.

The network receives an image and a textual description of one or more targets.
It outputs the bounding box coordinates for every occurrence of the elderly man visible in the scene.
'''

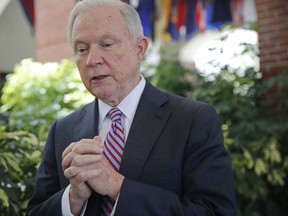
[27,0,237,215]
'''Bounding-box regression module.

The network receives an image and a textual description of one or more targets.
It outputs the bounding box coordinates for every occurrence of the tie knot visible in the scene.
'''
[109,107,122,122]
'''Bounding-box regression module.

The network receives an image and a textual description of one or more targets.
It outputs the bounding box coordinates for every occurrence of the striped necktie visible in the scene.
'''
[101,107,125,216]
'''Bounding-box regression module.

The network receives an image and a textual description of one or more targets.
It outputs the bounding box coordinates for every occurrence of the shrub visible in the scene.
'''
[194,68,288,216]
[1,59,94,142]
[0,125,41,216]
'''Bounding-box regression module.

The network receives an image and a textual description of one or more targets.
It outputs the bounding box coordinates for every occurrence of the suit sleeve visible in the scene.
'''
[26,122,64,216]
[115,104,237,216]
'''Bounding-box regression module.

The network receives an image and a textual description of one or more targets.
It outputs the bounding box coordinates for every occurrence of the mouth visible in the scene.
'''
[91,75,109,81]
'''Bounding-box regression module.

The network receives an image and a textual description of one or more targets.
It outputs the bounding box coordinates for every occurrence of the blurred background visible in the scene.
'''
[0,0,287,215]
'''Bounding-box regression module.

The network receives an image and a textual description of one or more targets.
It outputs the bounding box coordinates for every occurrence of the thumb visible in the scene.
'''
[93,136,104,147]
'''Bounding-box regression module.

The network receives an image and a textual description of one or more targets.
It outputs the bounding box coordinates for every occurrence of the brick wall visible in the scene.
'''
[36,0,75,62]
[256,0,288,77]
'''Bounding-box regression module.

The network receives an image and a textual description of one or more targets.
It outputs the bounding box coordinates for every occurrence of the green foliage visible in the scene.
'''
[0,126,41,216]
[147,43,195,97]
[1,59,94,142]
[195,68,288,216]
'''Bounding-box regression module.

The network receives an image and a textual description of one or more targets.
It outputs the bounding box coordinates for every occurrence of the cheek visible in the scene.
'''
[111,52,126,64]
[108,54,127,75]
[76,62,89,85]
[111,52,136,73]
[79,74,90,91]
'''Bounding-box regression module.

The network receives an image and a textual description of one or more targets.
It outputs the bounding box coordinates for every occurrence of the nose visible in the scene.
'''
[86,46,104,67]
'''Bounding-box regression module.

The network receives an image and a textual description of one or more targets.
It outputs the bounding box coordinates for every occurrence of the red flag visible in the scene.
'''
[232,0,244,26]
[195,0,206,32]
[18,0,35,28]
[177,0,187,30]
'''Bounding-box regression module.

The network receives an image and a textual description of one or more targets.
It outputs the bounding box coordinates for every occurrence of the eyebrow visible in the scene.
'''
[74,34,121,46]
[73,40,83,48]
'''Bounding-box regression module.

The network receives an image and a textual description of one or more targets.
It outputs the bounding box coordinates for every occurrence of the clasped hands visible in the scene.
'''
[62,136,124,214]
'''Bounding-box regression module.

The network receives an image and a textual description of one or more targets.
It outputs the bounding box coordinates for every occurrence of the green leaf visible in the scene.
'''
[0,188,9,207]
[30,150,41,159]
[254,159,267,176]
[2,153,21,173]
[267,170,285,186]
[243,149,254,169]
[0,157,8,171]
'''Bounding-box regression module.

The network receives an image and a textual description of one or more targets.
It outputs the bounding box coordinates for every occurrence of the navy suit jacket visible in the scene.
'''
[27,81,237,215]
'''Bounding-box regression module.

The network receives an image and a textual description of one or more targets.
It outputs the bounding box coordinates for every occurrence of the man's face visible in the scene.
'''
[72,6,148,106]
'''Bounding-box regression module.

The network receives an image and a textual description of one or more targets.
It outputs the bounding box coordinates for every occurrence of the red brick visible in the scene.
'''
[35,0,75,62]
[256,0,288,76]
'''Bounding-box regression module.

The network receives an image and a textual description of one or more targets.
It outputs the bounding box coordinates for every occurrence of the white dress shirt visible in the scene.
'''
[61,76,146,216]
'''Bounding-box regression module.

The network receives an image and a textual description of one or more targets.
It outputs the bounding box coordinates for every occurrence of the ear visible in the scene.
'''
[136,36,149,62]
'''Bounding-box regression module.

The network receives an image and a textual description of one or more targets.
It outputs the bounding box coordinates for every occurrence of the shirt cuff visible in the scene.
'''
[110,193,120,216]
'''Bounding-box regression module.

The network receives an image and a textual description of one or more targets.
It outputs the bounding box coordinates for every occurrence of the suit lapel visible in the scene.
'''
[120,82,171,180]
[73,100,99,140]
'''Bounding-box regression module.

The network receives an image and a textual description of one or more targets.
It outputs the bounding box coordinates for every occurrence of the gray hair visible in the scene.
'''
[67,0,144,45]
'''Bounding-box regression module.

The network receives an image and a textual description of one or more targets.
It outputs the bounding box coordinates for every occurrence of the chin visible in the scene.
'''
[93,90,113,101]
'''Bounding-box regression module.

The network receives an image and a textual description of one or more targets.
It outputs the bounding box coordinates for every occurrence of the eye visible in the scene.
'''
[103,43,113,48]
[75,44,89,56]
[100,40,117,49]
[78,48,88,55]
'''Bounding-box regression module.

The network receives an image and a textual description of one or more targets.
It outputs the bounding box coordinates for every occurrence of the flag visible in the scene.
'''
[186,0,198,39]
[211,0,232,24]
[243,0,257,23]
[163,0,180,41]
[206,0,227,30]
[232,0,244,26]
[195,0,206,32]
[18,0,34,29]
[138,0,155,40]
[177,0,186,30]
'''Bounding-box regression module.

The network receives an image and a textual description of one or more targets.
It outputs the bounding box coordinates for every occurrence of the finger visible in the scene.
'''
[62,142,77,159]
[77,169,103,182]
[62,151,77,171]
[71,142,103,155]
[79,137,103,148]
[64,163,97,179]
[78,138,102,145]
[70,154,103,167]
[69,182,92,203]
[64,163,103,180]
[64,165,82,179]
[94,136,104,148]
[93,136,101,142]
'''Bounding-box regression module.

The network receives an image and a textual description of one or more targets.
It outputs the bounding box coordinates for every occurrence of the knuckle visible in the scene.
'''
[77,172,87,182]
[72,145,80,152]
[64,168,73,178]
[73,155,82,166]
